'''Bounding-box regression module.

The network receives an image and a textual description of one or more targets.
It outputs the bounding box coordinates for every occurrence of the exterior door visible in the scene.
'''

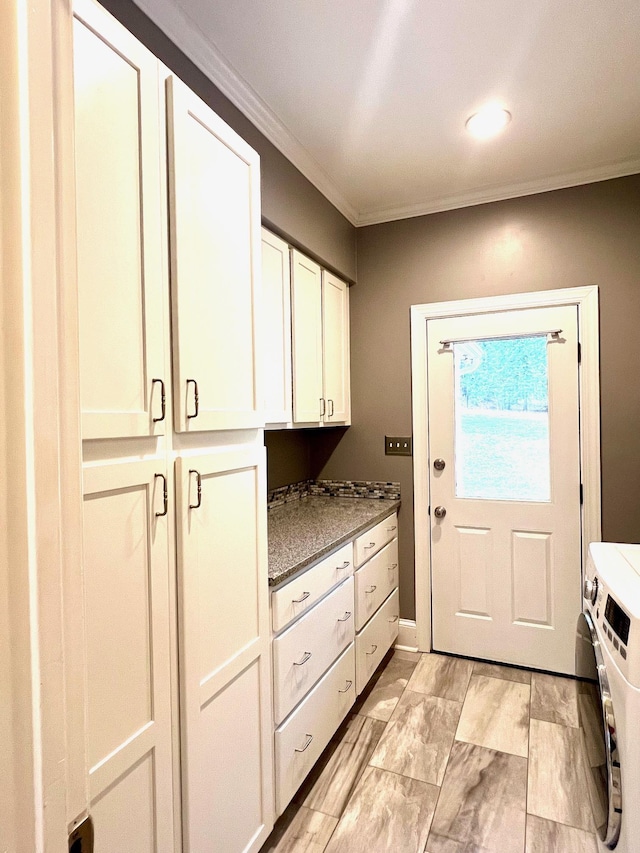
[427,305,581,673]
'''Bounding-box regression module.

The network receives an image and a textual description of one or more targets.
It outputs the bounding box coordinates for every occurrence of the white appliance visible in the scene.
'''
[576,542,640,852]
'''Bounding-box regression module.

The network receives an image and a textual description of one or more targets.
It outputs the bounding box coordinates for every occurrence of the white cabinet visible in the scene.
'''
[291,249,351,426]
[355,589,400,694]
[175,448,273,853]
[82,459,174,851]
[262,229,292,425]
[73,0,166,439]
[354,539,399,631]
[167,76,263,433]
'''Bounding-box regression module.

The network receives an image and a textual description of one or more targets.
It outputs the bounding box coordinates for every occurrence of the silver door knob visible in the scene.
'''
[434,506,447,519]
[434,458,446,471]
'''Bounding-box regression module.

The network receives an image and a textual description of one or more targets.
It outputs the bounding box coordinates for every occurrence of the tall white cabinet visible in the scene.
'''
[72,1,273,850]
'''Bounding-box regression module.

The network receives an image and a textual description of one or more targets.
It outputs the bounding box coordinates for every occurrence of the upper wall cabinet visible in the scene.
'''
[74,1,166,439]
[262,229,292,425]
[291,249,351,427]
[166,77,263,433]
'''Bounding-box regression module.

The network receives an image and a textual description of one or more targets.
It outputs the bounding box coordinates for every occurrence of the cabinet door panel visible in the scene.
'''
[291,250,323,424]
[322,271,350,424]
[73,2,165,438]
[176,448,273,852]
[82,458,173,851]
[167,77,262,432]
[262,229,292,425]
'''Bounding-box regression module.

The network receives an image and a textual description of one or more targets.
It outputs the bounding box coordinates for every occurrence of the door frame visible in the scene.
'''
[410,286,600,653]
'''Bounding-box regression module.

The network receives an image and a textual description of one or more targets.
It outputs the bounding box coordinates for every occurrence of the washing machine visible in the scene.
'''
[576,542,640,852]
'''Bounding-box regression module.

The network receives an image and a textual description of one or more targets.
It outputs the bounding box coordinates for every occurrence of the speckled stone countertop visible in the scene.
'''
[268,496,400,587]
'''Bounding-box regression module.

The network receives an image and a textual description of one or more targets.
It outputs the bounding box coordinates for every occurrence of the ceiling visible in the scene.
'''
[136,0,640,226]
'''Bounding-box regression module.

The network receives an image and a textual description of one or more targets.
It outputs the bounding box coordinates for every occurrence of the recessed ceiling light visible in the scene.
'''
[465,106,512,140]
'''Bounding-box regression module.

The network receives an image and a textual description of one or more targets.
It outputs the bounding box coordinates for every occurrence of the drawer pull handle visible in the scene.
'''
[186,378,199,419]
[337,611,352,622]
[388,615,399,623]
[337,561,350,570]
[292,591,311,604]
[338,680,353,694]
[294,651,312,666]
[365,585,377,594]
[387,525,397,532]
[389,563,398,570]
[295,734,314,753]
[366,644,378,656]
[364,542,376,550]
[152,378,166,423]
[188,469,202,510]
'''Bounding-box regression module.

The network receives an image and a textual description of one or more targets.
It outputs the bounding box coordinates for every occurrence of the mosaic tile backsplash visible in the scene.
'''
[267,479,401,508]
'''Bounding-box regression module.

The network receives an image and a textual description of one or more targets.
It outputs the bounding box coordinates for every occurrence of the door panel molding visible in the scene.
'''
[410,285,600,654]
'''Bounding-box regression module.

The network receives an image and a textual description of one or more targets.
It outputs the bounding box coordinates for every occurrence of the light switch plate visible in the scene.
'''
[385,436,412,456]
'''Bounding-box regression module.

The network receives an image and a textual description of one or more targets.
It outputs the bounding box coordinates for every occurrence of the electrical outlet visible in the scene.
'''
[385,436,412,456]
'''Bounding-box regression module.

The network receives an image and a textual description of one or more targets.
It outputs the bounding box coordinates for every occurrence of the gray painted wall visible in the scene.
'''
[317,175,640,619]
[98,0,357,281]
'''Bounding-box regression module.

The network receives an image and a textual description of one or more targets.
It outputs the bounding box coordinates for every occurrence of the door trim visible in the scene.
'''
[410,286,600,653]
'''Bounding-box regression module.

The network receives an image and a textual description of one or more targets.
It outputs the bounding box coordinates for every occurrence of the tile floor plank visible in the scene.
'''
[426,741,527,853]
[473,660,532,684]
[261,804,338,853]
[325,766,439,853]
[525,814,598,852]
[455,674,530,757]
[528,719,594,832]
[530,672,579,727]
[407,653,474,702]
[369,688,461,785]
[356,652,419,722]
[297,715,386,817]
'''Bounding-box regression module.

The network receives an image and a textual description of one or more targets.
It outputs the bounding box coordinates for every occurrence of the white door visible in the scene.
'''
[262,228,292,425]
[73,0,167,439]
[291,249,323,424]
[322,271,350,424]
[82,459,174,851]
[175,447,274,852]
[166,76,263,433]
[428,305,581,674]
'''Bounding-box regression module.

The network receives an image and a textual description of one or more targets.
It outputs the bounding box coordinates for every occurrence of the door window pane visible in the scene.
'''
[454,336,550,501]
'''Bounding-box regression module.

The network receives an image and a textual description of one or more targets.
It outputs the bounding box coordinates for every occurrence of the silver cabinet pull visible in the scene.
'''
[338,680,353,694]
[328,399,334,417]
[337,561,350,570]
[388,615,399,623]
[188,469,202,510]
[294,651,312,666]
[337,611,351,622]
[366,644,378,656]
[154,473,168,517]
[386,525,397,532]
[295,734,313,753]
[365,585,377,594]
[388,563,398,571]
[186,378,199,419]
[152,378,166,423]
[364,542,376,550]
[320,397,326,417]
[292,591,311,604]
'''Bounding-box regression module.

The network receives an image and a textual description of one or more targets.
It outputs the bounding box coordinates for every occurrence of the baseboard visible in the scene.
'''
[395,618,420,653]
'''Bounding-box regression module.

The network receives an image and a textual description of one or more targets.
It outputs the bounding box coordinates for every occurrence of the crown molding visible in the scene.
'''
[355,157,640,226]
[132,0,359,225]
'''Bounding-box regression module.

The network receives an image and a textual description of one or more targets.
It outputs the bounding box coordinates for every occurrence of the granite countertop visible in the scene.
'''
[268,496,400,587]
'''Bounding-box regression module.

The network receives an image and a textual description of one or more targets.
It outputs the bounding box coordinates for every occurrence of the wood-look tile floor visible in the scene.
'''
[260,650,599,853]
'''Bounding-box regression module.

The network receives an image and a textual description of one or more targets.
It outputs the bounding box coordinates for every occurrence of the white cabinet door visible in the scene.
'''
[175,447,273,852]
[73,0,166,439]
[82,459,174,851]
[167,76,263,432]
[322,270,350,424]
[262,229,292,425]
[291,249,323,424]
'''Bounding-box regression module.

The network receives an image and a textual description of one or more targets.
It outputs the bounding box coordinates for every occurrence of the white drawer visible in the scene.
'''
[273,577,354,725]
[275,643,355,816]
[354,539,398,631]
[271,541,353,633]
[355,588,399,694]
[353,512,398,567]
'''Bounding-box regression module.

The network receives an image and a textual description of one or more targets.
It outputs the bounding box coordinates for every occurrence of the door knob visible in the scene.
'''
[433,458,446,471]
[434,506,447,519]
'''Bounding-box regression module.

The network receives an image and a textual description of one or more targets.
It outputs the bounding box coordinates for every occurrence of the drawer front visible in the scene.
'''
[275,643,355,816]
[355,588,399,694]
[271,541,353,634]
[273,577,354,724]
[354,539,398,631]
[354,512,398,567]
